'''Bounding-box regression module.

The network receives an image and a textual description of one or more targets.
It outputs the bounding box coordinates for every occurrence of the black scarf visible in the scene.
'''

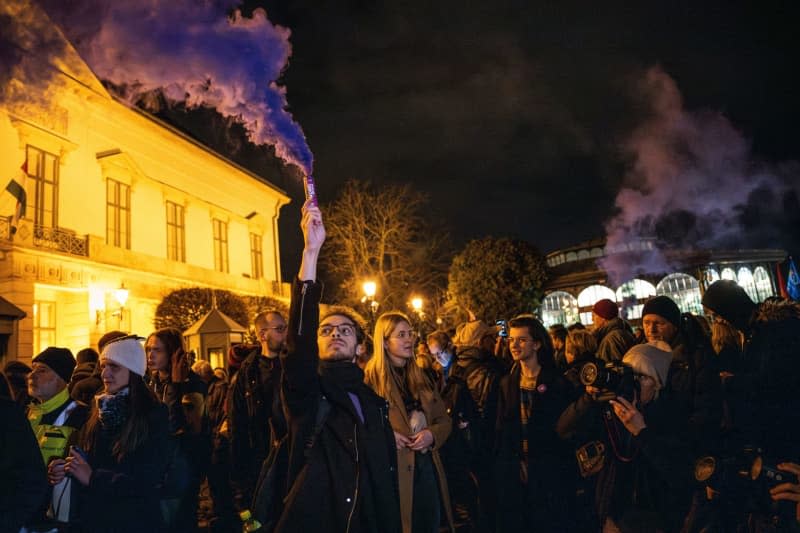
[318,360,364,392]
[96,387,130,436]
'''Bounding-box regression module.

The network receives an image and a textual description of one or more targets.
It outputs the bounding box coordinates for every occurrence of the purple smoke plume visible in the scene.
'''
[599,66,800,285]
[39,0,313,174]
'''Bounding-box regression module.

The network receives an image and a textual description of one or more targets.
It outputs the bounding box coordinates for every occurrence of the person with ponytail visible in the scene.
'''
[48,335,169,532]
[364,312,454,533]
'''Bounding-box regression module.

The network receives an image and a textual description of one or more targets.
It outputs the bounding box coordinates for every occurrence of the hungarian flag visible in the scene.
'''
[5,161,27,235]
[788,257,800,301]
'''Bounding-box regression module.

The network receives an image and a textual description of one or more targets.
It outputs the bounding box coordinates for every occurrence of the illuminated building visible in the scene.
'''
[0,34,289,363]
[540,238,785,327]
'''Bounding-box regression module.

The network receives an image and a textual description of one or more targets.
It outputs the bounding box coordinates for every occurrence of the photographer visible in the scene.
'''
[557,342,693,532]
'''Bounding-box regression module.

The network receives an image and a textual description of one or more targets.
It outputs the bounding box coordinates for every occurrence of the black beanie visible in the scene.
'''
[701,280,757,333]
[641,296,681,327]
[32,347,76,383]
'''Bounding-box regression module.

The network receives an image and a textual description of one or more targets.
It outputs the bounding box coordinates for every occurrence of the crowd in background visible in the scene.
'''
[2,201,800,533]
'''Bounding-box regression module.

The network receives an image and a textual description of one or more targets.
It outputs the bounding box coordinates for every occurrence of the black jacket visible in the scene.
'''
[276,280,401,533]
[73,403,171,533]
[0,398,48,533]
[494,364,574,531]
[594,318,636,363]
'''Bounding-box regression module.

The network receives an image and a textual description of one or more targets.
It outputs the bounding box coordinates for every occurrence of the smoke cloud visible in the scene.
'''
[32,0,313,174]
[599,66,800,285]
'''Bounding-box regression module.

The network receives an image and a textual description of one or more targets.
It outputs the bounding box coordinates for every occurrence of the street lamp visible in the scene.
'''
[361,280,379,327]
[113,283,129,326]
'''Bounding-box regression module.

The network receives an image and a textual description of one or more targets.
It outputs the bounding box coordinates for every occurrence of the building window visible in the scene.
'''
[577,285,616,325]
[753,266,774,302]
[656,273,702,315]
[25,145,59,228]
[166,201,185,262]
[250,233,263,279]
[616,279,657,320]
[212,219,228,273]
[541,291,579,328]
[33,300,56,355]
[106,179,130,248]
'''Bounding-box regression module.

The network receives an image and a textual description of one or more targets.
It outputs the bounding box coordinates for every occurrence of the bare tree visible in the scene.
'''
[321,180,450,316]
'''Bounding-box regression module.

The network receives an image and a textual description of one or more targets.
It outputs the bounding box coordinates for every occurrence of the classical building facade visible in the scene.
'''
[0,37,289,364]
[540,238,785,327]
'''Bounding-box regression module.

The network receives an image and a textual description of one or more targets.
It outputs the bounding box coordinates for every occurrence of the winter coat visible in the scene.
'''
[557,389,693,532]
[370,369,454,533]
[72,403,170,533]
[206,376,228,433]
[494,364,574,531]
[665,315,722,454]
[0,397,48,533]
[594,318,636,363]
[276,280,401,533]
[69,362,97,393]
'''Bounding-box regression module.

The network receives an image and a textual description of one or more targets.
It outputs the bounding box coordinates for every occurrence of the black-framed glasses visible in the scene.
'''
[318,323,357,337]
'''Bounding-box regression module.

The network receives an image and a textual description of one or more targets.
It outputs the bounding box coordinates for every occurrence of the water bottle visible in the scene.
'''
[240,509,263,532]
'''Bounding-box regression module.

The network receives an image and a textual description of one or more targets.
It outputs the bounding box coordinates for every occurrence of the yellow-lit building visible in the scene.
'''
[0,32,290,364]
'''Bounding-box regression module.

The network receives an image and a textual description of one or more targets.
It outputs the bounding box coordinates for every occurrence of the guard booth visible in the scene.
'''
[0,296,26,365]
[183,308,247,371]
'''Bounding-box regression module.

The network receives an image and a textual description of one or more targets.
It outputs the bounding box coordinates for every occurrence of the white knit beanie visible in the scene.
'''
[622,341,672,389]
[101,336,147,376]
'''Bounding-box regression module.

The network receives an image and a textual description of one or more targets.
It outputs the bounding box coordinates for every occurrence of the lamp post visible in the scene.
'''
[361,280,379,328]
[409,295,425,336]
[113,283,129,327]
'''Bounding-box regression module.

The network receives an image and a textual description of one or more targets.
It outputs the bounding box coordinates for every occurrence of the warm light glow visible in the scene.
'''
[362,281,377,298]
[114,283,129,307]
[411,297,423,311]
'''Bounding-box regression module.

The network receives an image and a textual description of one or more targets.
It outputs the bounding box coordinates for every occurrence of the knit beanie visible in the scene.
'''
[623,341,673,389]
[641,296,681,327]
[32,347,76,383]
[701,280,757,333]
[102,336,146,376]
[592,299,619,320]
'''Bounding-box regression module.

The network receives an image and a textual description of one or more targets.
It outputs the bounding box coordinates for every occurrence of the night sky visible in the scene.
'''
[8,1,800,280]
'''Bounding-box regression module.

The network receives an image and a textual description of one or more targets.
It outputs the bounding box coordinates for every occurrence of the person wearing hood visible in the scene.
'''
[591,299,636,364]
[274,201,401,533]
[558,341,693,532]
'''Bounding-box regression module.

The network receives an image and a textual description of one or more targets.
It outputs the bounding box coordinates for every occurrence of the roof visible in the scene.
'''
[0,297,26,319]
[183,308,246,336]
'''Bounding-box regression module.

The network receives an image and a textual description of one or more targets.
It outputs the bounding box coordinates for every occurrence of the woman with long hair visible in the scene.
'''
[48,335,169,532]
[364,312,454,533]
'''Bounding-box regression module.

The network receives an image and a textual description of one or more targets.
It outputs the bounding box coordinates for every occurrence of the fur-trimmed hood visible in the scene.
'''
[753,298,800,325]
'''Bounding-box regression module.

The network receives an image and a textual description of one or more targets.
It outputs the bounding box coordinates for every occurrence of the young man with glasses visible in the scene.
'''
[227,309,288,514]
[275,200,401,533]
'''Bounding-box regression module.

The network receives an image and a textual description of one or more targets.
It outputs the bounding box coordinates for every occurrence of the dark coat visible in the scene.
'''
[557,389,693,532]
[0,398,48,533]
[494,363,574,531]
[276,280,401,533]
[73,403,171,533]
[206,376,228,433]
[594,318,636,363]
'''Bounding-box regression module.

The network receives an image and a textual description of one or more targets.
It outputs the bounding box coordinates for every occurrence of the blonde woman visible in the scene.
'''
[364,312,454,533]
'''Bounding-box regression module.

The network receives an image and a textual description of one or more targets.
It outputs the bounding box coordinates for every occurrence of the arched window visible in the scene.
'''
[704,268,720,288]
[721,268,737,282]
[577,285,616,325]
[656,273,703,315]
[753,266,774,302]
[566,251,578,262]
[616,279,657,320]
[737,267,759,302]
[541,291,580,328]
[577,249,590,260]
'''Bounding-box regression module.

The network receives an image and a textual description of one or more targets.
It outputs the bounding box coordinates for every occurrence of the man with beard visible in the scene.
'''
[275,201,401,533]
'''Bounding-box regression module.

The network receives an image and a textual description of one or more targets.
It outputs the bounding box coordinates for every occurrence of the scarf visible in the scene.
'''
[318,360,365,392]
[27,387,71,428]
[96,387,130,435]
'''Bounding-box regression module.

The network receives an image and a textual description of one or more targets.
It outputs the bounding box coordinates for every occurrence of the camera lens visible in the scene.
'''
[579,362,599,386]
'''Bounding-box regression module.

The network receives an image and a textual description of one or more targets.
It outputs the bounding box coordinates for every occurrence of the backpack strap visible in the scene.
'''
[304,395,332,458]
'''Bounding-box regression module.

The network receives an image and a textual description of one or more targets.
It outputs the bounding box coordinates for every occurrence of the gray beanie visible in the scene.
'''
[623,341,673,389]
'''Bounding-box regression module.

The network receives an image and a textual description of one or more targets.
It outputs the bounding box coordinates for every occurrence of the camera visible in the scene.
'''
[579,360,638,402]
[495,319,508,338]
[694,448,797,494]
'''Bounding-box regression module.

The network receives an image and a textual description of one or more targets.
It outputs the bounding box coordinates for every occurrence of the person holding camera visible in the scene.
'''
[557,341,693,532]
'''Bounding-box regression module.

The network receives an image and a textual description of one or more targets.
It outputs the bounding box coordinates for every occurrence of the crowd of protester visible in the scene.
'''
[2,201,800,533]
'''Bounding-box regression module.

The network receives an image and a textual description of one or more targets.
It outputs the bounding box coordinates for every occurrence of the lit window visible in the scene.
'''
[541,291,579,327]
[33,300,56,355]
[166,201,185,262]
[106,179,130,249]
[753,266,774,302]
[577,285,616,325]
[616,279,657,320]
[26,145,59,229]
[721,268,737,282]
[737,267,758,303]
[212,219,228,273]
[250,233,263,279]
[656,273,702,315]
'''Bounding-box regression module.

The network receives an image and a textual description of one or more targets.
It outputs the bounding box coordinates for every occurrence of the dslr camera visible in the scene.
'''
[695,447,797,495]
[579,360,639,402]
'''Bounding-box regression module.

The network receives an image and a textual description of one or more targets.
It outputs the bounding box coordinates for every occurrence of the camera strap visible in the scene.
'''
[602,407,639,463]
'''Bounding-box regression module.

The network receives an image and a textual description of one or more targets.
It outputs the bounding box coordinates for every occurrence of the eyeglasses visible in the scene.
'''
[318,323,357,337]
[388,330,416,340]
[259,325,287,334]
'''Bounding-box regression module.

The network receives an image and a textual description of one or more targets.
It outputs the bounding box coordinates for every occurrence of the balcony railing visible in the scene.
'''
[33,224,89,257]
